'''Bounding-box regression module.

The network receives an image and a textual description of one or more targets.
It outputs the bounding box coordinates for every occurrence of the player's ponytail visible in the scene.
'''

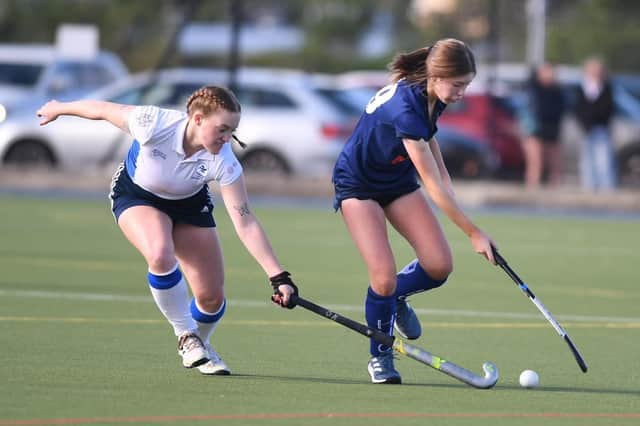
[389,39,476,87]
[389,46,432,85]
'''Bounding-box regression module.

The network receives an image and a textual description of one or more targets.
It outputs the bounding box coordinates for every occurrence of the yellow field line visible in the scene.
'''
[1,316,639,328]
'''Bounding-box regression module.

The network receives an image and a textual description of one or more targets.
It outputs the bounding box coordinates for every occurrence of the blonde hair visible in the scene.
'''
[186,86,241,116]
[389,38,476,86]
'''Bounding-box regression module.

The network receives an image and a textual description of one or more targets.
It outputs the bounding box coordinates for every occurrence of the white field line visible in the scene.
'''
[1,288,640,324]
[1,316,639,328]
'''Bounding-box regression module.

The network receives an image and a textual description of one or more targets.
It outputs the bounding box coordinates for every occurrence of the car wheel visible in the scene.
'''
[461,157,482,179]
[240,148,290,175]
[4,140,56,167]
[617,143,640,188]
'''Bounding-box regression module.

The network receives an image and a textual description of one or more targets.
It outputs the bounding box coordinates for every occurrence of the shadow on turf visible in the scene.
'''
[218,374,640,396]
[497,384,640,397]
[216,373,482,389]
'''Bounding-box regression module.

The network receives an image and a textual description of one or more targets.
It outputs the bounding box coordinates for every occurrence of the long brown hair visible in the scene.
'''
[389,38,476,86]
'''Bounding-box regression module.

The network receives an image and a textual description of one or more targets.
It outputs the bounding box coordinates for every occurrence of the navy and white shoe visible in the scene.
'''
[367,351,402,384]
[394,298,422,340]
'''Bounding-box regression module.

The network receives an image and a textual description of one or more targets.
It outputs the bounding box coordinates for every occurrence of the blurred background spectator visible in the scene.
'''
[575,56,616,192]
[520,63,566,189]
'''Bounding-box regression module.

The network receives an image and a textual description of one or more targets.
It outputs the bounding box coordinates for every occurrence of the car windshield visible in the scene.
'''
[612,83,640,121]
[0,63,44,87]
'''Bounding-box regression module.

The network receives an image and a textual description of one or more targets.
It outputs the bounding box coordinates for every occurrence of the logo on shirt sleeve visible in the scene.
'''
[136,111,154,128]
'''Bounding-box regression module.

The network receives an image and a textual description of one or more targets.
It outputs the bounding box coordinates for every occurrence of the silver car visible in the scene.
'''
[0,43,128,166]
[0,67,353,176]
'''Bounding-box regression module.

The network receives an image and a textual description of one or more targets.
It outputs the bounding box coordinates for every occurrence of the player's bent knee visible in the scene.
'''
[430,266,453,282]
[145,248,177,273]
[418,255,453,282]
[194,294,225,313]
[370,276,397,297]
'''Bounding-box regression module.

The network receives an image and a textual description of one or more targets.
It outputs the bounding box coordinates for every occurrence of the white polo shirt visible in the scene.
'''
[125,105,243,200]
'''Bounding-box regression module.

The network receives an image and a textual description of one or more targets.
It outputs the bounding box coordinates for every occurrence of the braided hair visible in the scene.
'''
[185,86,246,148]
[186,86,241,117]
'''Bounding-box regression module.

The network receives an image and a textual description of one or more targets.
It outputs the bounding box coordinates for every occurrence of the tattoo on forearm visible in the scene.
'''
[234,202,251,217]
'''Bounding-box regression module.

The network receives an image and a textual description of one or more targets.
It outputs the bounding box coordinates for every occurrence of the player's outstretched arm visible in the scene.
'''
[37,100,134,134]
[220,175,298,307]
[403,137,496,264]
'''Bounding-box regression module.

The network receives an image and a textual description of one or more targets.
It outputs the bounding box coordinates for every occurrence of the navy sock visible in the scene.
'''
[365,287,396,356]
[395,259,447,299]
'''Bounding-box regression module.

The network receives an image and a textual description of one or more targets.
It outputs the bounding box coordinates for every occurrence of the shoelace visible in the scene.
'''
[372,352,397,371]
[179,334,203,351]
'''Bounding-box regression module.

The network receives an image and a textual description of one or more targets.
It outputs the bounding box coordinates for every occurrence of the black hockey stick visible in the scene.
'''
[290,294,498,389]
[492,247,588,373]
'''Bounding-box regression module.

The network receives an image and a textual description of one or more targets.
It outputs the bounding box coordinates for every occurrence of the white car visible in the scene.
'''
[0,43,128,106]
[0,43,128,165]
[0,67,353,176]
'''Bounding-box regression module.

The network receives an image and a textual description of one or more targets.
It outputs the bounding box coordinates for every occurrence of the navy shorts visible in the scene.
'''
[333,180,421,211]
[109,163,216,227]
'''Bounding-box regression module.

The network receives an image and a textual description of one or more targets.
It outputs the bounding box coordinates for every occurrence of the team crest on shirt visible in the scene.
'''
[192,163,208,180]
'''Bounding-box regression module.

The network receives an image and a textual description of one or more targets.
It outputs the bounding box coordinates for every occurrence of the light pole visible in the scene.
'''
[526,0,546,66]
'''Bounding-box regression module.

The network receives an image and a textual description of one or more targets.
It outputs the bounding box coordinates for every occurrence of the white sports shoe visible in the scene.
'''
[177,332,208,368]
[197,344,231,375]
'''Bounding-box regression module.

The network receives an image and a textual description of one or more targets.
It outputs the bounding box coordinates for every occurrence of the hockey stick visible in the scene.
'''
[491,247,588,373]
[290,294,498,389]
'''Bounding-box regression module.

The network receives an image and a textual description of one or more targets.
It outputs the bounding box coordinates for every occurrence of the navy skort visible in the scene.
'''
[109,163,216,228]
[333,180,420,211]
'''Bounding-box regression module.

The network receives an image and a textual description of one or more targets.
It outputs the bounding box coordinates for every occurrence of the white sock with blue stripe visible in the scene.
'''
[191,298,226,345]
[147,264,197,337]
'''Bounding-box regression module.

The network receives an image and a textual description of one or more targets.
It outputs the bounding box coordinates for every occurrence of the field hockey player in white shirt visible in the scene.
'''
[37,86,298,375]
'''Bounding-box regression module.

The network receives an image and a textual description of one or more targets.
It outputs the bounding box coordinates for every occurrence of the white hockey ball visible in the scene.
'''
[519,369,539,388]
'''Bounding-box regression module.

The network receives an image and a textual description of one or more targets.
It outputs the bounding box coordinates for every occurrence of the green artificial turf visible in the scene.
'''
[1,195,638,425]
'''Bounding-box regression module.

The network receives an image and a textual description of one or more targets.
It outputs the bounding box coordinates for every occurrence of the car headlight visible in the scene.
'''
[0,104,6,124]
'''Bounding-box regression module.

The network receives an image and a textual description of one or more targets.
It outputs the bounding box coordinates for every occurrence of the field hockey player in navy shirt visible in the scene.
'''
[333,39,497,384]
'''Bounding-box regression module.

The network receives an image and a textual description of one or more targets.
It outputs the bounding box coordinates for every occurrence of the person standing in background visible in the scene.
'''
[520,63,566,188]
[575,57,617,191]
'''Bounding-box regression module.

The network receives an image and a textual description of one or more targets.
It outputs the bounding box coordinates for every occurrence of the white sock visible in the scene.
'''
[147,265,197,337]
[191,298,226,346]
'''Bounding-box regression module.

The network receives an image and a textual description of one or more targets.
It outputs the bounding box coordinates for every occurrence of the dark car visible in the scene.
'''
[436,125,499,179]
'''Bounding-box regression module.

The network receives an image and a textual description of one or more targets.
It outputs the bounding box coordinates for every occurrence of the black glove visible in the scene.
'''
[269,271,298,309]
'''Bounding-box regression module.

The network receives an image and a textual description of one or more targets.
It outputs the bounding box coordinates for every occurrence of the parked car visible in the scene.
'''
[433,125,499,179]
[437,92,524,179]
[613,73,640,101]
[0,67,352,176]
[0,43,128,109]
[0,43,129,166]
